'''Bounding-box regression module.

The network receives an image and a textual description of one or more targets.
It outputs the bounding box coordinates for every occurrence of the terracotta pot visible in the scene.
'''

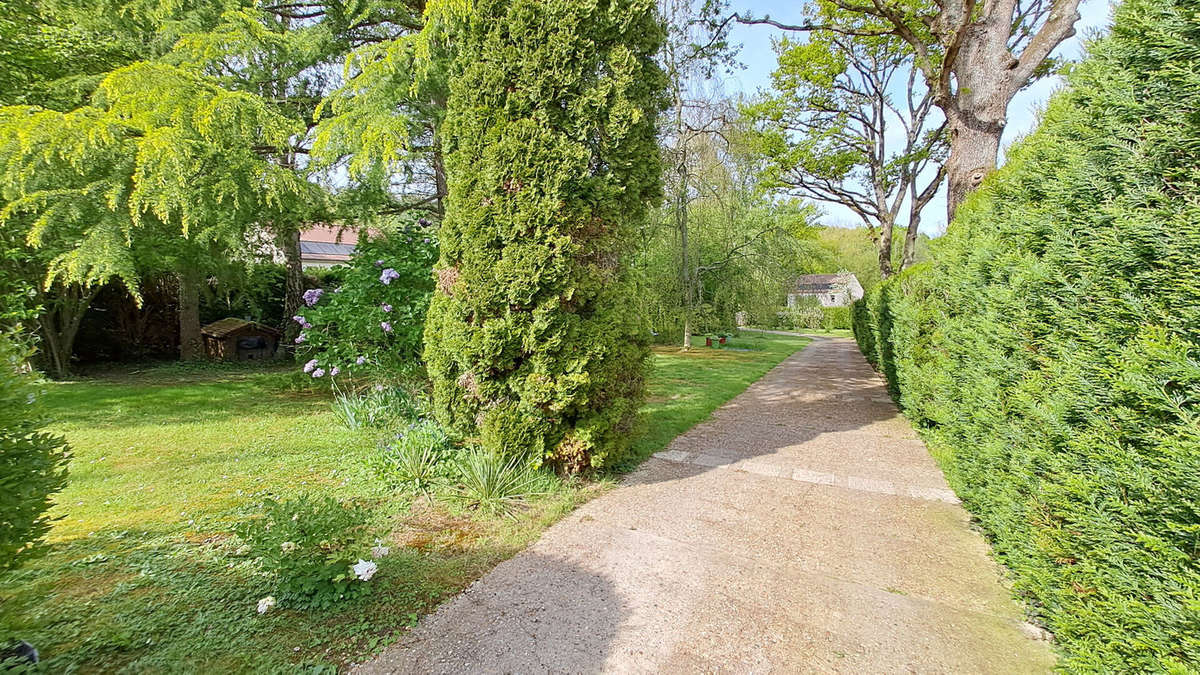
[705,337,713,347]
[719,336,727,344]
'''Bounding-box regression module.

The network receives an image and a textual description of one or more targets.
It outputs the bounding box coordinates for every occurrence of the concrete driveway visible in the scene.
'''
[358,338,1055,674]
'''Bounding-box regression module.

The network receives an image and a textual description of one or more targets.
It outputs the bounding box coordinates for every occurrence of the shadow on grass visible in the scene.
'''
[0,510,556,672]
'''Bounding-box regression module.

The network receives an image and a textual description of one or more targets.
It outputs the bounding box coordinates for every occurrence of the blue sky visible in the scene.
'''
[718,0,1115,233]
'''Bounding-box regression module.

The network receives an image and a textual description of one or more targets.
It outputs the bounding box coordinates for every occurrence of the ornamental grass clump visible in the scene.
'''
[423,0,666,473]
[371,419,456,496]
[331,381,430,431]
[452,449,553,516]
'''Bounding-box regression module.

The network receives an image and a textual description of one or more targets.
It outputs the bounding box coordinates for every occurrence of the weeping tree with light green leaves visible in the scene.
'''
[419,0,667,472]
[172,0,434,342]
[0,62,318,375]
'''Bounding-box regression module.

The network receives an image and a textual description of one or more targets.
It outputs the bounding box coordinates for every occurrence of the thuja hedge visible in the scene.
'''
[423,0,665,472]
[1,331,69,570]
[853,0,1200,669]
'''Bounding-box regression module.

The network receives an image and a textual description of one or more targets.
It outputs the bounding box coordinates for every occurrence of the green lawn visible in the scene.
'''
[0,333,807,672]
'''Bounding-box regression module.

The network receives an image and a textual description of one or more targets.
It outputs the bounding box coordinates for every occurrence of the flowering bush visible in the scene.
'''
[234,495,378,609]
[293,225,436,381]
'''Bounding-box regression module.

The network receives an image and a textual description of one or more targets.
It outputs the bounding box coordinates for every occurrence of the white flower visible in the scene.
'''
[351,559,378,581]
[280,541,297,553]
[371,545,390,559]
[257,596,276,614]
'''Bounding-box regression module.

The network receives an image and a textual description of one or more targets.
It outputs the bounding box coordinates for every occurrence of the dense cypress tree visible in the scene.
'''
[424,0,665,472]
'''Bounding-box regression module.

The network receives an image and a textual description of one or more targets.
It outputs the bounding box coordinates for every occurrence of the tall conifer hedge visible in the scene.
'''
[852,0,1200,667]
[423,0,665,472]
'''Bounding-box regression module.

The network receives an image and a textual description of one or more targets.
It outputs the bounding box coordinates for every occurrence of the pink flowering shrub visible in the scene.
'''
[294,225,436,380]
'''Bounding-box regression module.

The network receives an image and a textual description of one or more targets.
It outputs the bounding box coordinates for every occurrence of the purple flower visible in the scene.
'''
[381,321,393,333]
[423,238,430,243]
[294,332,306,344]
[418,218,430,227]
[312,368,326,378]
[330,366,340,377]
[374,384,384,392]
[303,359,318,373]
[379,268,400,285]
[292,315,306,325]
[374,260,384,267]
[302,288,324,306]
[381,303,392,313]
[356,356,367,365]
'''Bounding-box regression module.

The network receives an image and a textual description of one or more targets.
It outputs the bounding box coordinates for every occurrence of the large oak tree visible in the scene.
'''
[725,0,1084,219]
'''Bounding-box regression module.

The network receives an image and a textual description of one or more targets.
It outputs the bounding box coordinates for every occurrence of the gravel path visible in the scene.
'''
[358,338,1055,674]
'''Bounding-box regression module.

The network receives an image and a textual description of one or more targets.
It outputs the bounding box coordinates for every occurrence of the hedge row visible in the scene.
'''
[853,0,1200,669]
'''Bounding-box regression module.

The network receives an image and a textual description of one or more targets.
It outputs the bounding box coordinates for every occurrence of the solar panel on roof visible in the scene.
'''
[300,242,356,256]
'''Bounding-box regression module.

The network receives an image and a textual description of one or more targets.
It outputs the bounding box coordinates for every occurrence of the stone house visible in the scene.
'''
[786,273,865,308]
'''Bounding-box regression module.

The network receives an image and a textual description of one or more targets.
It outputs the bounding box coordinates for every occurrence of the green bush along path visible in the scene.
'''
[0,334,803,671]
[851,0,1200,668]
[357,337,1053,673]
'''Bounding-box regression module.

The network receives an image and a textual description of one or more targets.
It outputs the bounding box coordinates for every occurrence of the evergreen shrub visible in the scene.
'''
[423,0,666,472]
[852,0,1200,667]
[0,332,69,571]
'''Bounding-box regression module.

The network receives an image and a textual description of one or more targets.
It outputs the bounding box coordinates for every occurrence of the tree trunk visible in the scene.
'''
[944,111,1004,222]
[875,215,896,281]
[38,314,69,379]
[678,180,691,350]
[900,218,922,271]
[36,284,99,379]
[943,25,1012,222]
[281,228,303,348]
[432,135,449,216]
[178,268,203,361]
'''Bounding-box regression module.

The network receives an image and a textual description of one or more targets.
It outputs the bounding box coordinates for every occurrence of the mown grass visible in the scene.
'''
[0,332,807,672]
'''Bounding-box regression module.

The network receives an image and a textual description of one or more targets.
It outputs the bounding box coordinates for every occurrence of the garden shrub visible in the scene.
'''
[0,331,69,571]
[781,296,824,330]
[370,419,456,495]
[819,306,850,331]
[423,0,666,472]
[852,0,1200,668]
[234,495,377,609]
[294,223,436,382]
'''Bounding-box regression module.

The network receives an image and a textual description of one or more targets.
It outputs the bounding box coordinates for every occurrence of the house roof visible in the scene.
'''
[301,224,360,245]
[300,241,356,261]
[200,318,281,339]
[792,274,845,293]
[300,224,360,263]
